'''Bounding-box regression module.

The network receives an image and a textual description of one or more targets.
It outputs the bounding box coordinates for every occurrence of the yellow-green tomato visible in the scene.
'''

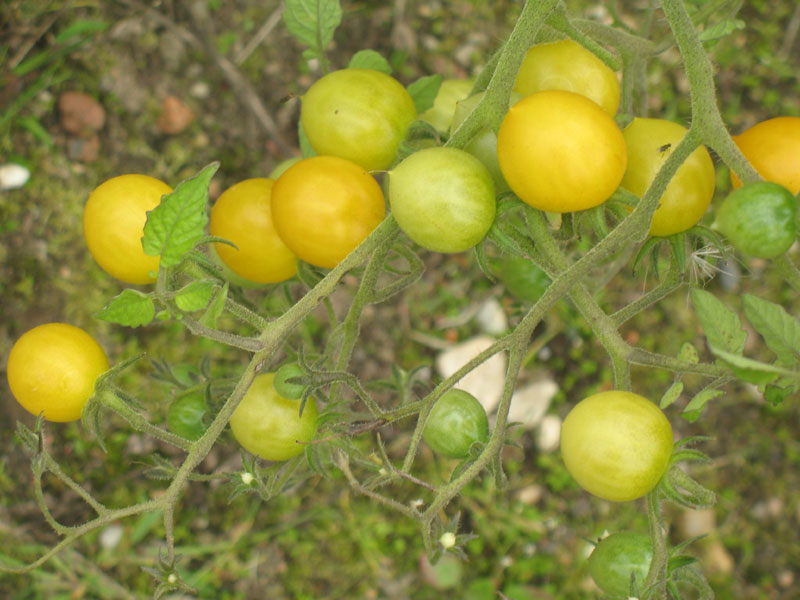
[229,372,318,461]
[300,68,417,171]
[497,90,627,213]
[420,78,474,133]
[389,147,495,253]
[621,118,716,237]
[7,323,109,422]
[83,174,172,284]
[422,389,489,459]
[209,178,297,284]
[560,390,673,502]
[513,39,620,116]
[271,156,386,269]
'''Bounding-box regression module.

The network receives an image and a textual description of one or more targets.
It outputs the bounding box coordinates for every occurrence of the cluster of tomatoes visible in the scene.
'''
[6,35,800,595]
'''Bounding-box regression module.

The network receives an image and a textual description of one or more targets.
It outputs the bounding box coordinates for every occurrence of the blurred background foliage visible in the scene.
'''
[1,0,799,598]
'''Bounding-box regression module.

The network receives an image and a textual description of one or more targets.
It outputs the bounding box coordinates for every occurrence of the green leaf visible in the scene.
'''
[407,74,443,114]
[690,288,746,355]
[200,282,228,328]
[283,0,342,63]
[682,388,722,422]
[678,342,700,365]
[660,381,684,409]
[742,294,800,366]
[699,19,745,43]
[55,19,108,44]
[710,346,797,385]
[142,162,218,269]
[298,120,317,159]
[348,50,391,73]
[96,289,156,327]
[174,280,216,312]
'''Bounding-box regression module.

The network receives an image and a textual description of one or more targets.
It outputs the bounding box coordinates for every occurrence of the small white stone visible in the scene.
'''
[475,297,508,335]
[435,336,507,414]
[536,414,562,452]
[508,379,558,429]
[99,523,124,550]
[0,163,30,190]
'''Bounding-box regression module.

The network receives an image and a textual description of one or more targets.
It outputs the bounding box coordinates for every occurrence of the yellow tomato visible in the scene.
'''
[7,323,109,422]
[731,117,800,194]
[271,156,386,269]
[621,118,716,237]
[514,39,620,116]
[83,174,172,284]
[210,178,297,284]
[497,90,627,213]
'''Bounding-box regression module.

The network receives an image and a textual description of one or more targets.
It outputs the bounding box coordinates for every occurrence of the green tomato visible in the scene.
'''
[273,363,306,400]
[621,118,716,237]
[230,373,318,461]
[588,532,653,598]
[300,68,417,171]
[389,147,496,253]
[714,181,798,259]
[167,391,208,441]
[423,389,489,459]
[560,390,673,502]
[420,78,474,133]
[498,255,551,302]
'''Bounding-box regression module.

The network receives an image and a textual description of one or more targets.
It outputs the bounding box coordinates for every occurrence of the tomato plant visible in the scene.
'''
[497,254,551,303]
[621,118,716,237]
[497,90,627,213]
[731,116,800,194]
[229,372,318,461]
[83,174,172,284]
[422,389,489,459]
[209,178,297,284]
[300,68,417,171]
[6,323,109,423]
[588,532,653,598]
[714,181,798,259]
[166,391,208,441]
[560,390,673,502]
[514,39,620,116]
[389,147,495,253]
[271,156,386,269]
[420,78,474,133]
[273,363,306,400]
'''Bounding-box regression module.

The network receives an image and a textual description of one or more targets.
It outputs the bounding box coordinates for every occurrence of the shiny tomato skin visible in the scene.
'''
[588,532,653,597]
[7,323,109,422]
[497,90,627,213]
[423,389,490,459]
[229,372,318,461]
[731,116,800,194]
[560,390,673,502]
[83,174,172,284]
[271,156,386,269]
[300,68,417,171]
[389,147,495,253]
[210,178,297,284]
[514,39,620,116]
[621,118,716,237]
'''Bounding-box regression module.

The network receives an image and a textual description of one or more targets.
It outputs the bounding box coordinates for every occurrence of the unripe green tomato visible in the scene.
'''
[621,118,716,237]
[588,532,653,597]
[422,389,489,459]
[420,78,474,133]
[514,39,620,116]
[300,68,416,171]
[714,181,798,259]
[499,255,551,302]
[389,147,496,253]
[560,390,673,502]
[166,391,208,441]
[230,372,318,461]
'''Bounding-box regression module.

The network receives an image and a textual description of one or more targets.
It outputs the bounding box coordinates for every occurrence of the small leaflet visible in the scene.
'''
[690,288,746,356]
[96,289,155,328]
[407,74,443,114]
[348,50,392,74]
[660,381,684,409]
[742,294,800,367]
[174,280,216,313]
[283,0,342,63]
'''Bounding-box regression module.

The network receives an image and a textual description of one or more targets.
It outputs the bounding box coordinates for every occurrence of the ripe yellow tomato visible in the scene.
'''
[497,90,627,213]
[7,323,109,422]
[84,174,172,284]
[621,118,716,237]
[209,178,297,284]
[731,117,800,194]
[300,69,417,171]
[514,39,620,116]
[271,156,386,269]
